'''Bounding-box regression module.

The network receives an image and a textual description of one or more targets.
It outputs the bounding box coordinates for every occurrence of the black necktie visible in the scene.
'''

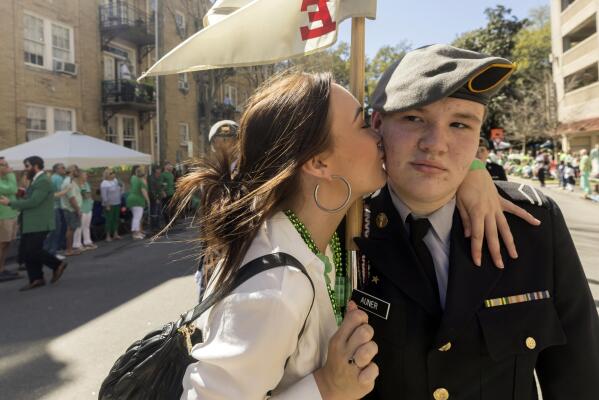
[406,214,441,308]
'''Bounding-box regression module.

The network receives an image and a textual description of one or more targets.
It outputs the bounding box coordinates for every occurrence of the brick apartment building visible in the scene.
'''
[0,0,256,164]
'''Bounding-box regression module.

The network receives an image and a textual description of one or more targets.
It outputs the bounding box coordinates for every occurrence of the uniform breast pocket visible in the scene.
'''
[477,299,567,399]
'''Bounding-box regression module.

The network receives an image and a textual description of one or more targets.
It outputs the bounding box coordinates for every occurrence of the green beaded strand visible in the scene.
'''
[284,210,343,325]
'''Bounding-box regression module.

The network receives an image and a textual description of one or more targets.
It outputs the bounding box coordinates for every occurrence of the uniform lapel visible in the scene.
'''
[434,211,503,347]
[354,186,442,317]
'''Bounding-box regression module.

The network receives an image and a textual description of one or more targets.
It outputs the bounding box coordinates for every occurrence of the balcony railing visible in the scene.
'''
[102,80,156,110]
[99,1,155,46]
[561,0,594,33]
[198,101,237,121]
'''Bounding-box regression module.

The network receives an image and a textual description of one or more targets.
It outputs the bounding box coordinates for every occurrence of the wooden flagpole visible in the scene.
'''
[346,17,366,293]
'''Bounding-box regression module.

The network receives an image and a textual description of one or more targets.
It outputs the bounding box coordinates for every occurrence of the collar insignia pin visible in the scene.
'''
[371,275,380,284]
[375,213,388,229]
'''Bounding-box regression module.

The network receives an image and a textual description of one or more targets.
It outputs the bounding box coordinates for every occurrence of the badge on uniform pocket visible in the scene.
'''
[351,289,390,320]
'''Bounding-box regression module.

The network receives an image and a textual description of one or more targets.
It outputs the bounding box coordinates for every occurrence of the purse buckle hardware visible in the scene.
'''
[177,324,196,354]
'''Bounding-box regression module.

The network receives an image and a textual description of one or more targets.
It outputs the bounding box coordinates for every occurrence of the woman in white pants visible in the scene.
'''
[126,166,149,240]
[73,171,97,250]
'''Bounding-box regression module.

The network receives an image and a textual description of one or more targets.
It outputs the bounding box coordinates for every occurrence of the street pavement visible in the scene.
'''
[0,225,199,400]
[0,183,598,399]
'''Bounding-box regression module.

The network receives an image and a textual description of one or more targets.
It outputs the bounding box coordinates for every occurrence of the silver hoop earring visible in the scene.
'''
[314,175,352,213]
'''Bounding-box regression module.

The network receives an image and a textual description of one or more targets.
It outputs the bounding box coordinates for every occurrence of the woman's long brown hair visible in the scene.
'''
[172,71,334,301]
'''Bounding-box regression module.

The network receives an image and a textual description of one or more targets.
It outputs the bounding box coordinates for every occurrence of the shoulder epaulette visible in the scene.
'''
[495,181,550,208]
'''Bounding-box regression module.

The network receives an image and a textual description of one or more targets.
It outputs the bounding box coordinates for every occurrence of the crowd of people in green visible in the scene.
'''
[0,157,179,287]
[485,144,599,199]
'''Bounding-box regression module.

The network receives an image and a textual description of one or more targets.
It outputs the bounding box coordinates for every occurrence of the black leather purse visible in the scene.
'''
[98,252,314,400]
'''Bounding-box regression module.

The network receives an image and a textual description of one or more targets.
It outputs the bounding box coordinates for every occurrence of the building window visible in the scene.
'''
[52,24,71,61]
[224,84,237,108]
[175,11,186,37]
[562,15,596,52]
[25,105,75,140]
[178,73,189,92]
[54,108,73,131]
[564,63,599,93]
[561,0,576,12]
[105,115,138,149]
[24,12,74,69]
[106,118,118,143]
[24,14,45,66]
[122,117,137,149]
[26,106,47,140]
[179,123,189,146]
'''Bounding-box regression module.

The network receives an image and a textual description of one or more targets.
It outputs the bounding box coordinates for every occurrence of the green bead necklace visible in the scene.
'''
[284,210,343,325]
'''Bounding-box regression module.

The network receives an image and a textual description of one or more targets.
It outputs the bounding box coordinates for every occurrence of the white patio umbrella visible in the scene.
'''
[0,131,152,170]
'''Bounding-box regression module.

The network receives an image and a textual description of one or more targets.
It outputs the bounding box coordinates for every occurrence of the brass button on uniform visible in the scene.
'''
[376,212,388,228]
[525,336,537,350]
[433,388,449,400]
[438,342,452,352]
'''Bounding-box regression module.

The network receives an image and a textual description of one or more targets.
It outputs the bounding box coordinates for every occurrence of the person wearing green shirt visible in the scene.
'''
[160,162,176,225]
[61,165,83,256]
[46,163,66,256]
[126,166,149,240]
[73,171,97,251]
[0,156,67,291]
[580,148,592,197]
[0,157,20,281]
[148,165,164,231]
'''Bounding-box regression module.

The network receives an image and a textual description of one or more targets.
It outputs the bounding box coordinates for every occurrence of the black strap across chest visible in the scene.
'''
[181,252,315,339]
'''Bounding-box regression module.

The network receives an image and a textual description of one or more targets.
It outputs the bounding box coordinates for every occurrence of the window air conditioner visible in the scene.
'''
[53,60,78,76]
[63,62,78,75]
[178,80,189,91]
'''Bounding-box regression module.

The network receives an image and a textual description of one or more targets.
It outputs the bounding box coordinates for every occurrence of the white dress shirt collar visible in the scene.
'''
[387,185,454,249]
[241,211,331,275]
[33,170,45,182]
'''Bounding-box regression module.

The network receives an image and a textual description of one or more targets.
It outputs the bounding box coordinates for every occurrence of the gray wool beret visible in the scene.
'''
[371,44,516,113]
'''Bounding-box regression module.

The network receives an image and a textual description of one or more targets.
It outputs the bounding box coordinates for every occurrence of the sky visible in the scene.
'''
[338,0,550,58]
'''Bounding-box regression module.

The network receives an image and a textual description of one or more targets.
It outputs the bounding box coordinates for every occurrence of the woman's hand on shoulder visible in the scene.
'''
[314,301,378,400]
[456,168,541,269]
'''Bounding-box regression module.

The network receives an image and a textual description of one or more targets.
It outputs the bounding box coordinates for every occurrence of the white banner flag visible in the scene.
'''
[139,0,376,79]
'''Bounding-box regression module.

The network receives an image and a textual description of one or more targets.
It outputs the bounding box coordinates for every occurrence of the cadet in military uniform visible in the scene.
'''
[477,137,507,181]
[354,45,599,400]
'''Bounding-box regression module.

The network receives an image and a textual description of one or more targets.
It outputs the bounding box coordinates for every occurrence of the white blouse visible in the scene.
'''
[180,212,338,400]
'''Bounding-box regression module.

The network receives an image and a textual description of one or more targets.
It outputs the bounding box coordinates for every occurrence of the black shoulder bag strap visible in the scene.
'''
[180,252,315,340]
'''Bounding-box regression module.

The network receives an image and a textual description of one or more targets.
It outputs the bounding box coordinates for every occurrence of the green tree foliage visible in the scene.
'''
[512,8,551,80]
[452,5,528,134]
[366,41,411,101]
[504,6,557,144]
[282,42,351,86]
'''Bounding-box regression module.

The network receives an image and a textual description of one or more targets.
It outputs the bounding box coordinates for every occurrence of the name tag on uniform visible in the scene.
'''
[351,289,390,320]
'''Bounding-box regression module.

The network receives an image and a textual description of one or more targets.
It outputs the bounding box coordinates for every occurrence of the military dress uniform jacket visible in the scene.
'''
[355,183,599,400]
[486,162,507,181]
[9,173,55,234]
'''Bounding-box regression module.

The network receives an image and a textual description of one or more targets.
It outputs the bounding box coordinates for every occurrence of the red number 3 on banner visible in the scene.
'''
[300,0,337,40]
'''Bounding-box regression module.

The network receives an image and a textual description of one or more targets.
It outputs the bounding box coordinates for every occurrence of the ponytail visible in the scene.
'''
[169,71,333,301]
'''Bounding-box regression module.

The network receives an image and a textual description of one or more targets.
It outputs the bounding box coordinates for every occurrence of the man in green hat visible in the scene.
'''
[354,44,599,400]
